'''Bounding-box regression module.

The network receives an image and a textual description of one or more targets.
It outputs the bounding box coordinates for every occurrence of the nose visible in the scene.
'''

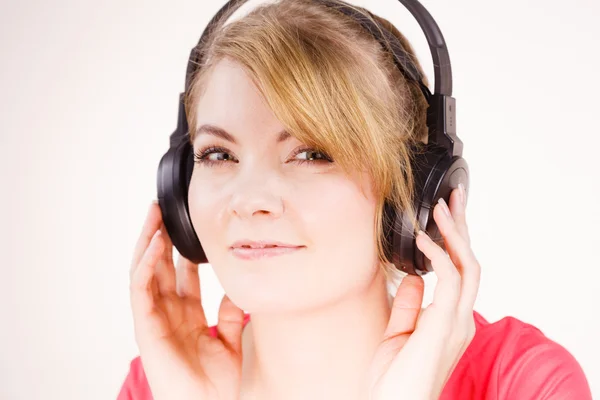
[227,172,285,220]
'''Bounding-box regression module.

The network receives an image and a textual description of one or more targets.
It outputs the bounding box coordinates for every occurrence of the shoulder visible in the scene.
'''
[441,311,592,400]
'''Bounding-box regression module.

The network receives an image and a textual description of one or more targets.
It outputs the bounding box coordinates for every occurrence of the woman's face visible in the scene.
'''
[188,58,382,313]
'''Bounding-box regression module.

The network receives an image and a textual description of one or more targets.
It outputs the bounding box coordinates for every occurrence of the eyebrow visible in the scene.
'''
[193,124,292,145]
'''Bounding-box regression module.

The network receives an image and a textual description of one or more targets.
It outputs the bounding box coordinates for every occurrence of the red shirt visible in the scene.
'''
[117,311,592,399]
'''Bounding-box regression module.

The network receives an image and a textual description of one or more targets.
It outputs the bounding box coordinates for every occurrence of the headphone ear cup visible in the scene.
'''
[386,143,468,276]
[156,139,208,264]
[418,153,468,272]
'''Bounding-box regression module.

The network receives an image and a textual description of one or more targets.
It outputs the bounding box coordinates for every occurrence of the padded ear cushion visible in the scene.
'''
[157,139,208,264]
[384,143,468,275]
[384,143,445,275]
[413,149,468,274]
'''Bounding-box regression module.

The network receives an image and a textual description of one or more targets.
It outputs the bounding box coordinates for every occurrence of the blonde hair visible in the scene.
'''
[185,0,430,285]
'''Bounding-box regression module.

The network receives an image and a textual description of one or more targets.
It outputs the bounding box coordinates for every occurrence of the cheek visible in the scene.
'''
[298,178,375,249]
[187,174,226,259]
[301,176,379,275]
[275,175,381,310]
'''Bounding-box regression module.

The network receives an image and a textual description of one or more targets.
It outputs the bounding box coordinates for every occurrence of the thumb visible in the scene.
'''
[216,294,246,357]
[383,274,425,339]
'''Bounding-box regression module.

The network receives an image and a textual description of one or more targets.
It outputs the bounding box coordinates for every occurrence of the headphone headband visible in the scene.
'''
[315,0,432,103]
[185,0,452,95]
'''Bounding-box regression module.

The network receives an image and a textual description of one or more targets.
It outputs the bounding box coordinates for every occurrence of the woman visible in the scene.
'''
[119,0,592,399]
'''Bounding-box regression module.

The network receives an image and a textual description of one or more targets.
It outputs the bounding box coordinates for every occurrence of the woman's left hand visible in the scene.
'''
[366,185,481,400]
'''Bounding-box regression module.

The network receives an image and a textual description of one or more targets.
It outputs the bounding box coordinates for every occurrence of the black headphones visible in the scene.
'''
[157,0,469,276]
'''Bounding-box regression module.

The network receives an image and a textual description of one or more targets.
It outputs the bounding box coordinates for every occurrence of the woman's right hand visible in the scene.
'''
[129,201,246,400]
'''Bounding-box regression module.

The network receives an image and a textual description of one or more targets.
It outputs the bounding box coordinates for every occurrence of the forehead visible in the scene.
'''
[193,58,286,142]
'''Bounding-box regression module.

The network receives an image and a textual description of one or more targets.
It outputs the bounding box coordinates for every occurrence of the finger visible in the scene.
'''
[175,254,201,301]
[159,222,173,265]
[154,223,176,295]
[433,198,467,274]
[130,229,163,318]
[448,186,470,246]
[416,230,460,313]
[433,198,481,315]
[216,295,246,357]
[130,202,162,279]
[383,274,424,339]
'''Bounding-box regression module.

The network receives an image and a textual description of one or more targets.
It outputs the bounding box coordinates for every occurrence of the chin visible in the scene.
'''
[220,274,365,316]
[210,249,378,314]
[217,269,310,313]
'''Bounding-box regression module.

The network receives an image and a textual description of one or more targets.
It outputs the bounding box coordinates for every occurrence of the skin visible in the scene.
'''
[129,57,479,400]
[188,57,392,399]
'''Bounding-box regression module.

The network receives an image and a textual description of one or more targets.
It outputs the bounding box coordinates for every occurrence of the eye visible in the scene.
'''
[193,146,237,167]
[290,147,333,165]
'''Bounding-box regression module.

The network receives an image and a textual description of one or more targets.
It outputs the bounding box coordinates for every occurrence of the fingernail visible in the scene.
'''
[458,183,466,207]
[438,197,452,218]
[152,199,159,204]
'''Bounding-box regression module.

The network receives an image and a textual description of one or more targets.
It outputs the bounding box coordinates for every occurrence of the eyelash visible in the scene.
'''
[193,146,333,167]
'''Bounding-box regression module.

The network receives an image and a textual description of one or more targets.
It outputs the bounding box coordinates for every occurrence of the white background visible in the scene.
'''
[1,0,599,398]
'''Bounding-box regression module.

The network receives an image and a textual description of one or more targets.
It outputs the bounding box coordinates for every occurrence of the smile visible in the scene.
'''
[231,246,305,260]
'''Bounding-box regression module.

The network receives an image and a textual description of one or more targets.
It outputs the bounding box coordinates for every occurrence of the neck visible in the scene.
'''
[239,268,393,400]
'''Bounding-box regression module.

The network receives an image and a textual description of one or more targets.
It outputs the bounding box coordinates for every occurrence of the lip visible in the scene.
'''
[229,240,305,260]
